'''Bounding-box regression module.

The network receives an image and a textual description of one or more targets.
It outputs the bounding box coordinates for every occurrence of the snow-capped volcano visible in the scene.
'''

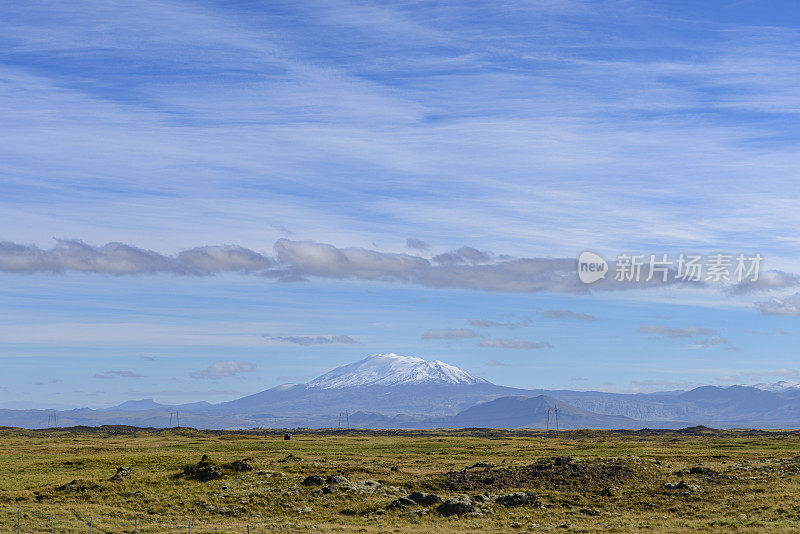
[308,353,489,389]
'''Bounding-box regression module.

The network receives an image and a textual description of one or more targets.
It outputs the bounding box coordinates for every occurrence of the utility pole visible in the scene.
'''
[176,411,180,427]
[346,410,349,429]
[554,407,559,431]
[169,412,173,427]
[338,413,342,429]
[546,408,551,430]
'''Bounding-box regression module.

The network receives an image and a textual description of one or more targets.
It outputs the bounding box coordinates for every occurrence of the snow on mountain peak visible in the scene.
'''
[750,380,800,392]
[307,353,488,389]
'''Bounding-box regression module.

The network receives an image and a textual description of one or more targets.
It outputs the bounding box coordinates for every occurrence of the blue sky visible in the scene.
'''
[1,0,800,408]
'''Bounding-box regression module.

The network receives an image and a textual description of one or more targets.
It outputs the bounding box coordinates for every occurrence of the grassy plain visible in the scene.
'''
[1,426,800,532]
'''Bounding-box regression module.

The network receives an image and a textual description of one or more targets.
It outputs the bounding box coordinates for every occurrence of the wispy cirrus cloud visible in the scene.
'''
[3,1,800,269]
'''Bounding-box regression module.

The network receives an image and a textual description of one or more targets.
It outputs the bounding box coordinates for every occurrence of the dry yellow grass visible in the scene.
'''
[1,426,800,532]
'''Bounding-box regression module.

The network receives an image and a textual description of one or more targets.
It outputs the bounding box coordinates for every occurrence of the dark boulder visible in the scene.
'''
[496,492,540,507]
[182,455,253,482]
[408,491,441,505]
[228,459,253,472]
[387,497,416,509]
[183,456,224,482]
[302,475,325,486]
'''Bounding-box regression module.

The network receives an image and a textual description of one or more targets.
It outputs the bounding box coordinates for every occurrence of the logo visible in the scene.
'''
[578,251,608,284]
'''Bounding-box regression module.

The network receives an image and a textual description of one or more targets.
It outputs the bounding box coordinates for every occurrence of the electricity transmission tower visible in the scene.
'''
[169,411,181,428]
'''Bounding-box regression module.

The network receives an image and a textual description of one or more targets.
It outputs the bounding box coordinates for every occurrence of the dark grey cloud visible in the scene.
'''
[544,309,597,321]
[273,239,428,280]
[272,239,586,292]
[432,246,491,265]
[637,325,718,338]
[93,370,144,379]
[0,240,272,275]
[0,238,716,295]
[0,240,172,274]
[190,360,256,379]
[421,328,479,340]
[266,246,702,293]
[486,360,512,367]
[755,293,800,316]
[406,238,429,250]
[177,245,273,273]
[263,334,358,345]
[477,339,552,349]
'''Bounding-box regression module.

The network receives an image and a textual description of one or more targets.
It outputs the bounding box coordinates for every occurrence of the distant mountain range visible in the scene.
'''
[2,353,799,430]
